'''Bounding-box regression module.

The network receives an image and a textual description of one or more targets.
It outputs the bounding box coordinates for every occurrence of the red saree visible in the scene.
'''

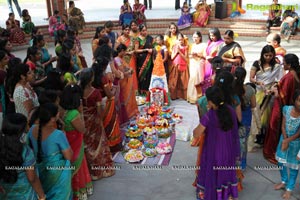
[263,71,300,164]
[83,88,115,180]
[64,109,93,199]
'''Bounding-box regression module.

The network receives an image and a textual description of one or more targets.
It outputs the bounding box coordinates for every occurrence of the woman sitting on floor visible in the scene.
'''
[6,13,26,44]
[119,0,133,26]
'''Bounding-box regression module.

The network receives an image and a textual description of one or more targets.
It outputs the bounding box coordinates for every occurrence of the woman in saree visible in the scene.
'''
[201,28,224,95]
[217,30,246,72]
[119,0,133,26]
[6,13,26,44]
[133,0,146,25]
[28,103,72,199]
[68,1,85,34]
[60,85,93,200]
[92,56,122,152]
[117,24,138,91]
[80,68,115,180]
[193,0,211,27]
[114,44,139,124]
[135,24,153,94]
[91,26,106,55]
[0,113,45,200]
[21,9,35,35]
[129,20,140,38]
[249,45,283,147]
[32,35,57,75]
[48,10,64,37]
[263,54,300,164]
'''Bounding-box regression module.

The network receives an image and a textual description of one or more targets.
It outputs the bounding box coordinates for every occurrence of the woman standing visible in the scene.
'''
[0,113,45,200]
[11,64,39,118]
[217,30,246,72]
[169,32,189,100]
[264,54,300,164]
[250,45,283,147]
[28,103,72,199]
[202,28,224,94]
[117,24,138,91]
[91,26,106,55]
[80,68,115,180]
[6,13,26,44]
[187,31,206,103]
[234,67,256,170]
[114,44,138,124]
[68,1,85,34]
[32,35,57,75]
[135,24,153,94]
[193,86,240,200]
[60,85,93,200]
[92,56,122,152]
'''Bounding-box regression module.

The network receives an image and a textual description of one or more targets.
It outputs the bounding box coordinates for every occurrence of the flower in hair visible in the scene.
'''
[219,102,224,105]
[219,78,224,83]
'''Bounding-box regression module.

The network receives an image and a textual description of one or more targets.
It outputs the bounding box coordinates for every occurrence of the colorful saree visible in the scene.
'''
[133,3,146,25]
[264,71,300,164]
[202,39,223,94]
[82,88,115,180]
[22,15,35,34]
[40,47,53,75]
[193,3,211,27]
[6,19,25,44]
[28,127,72,200]
[177,7,192,29]
[117,35,138,91]
[187,43,206,103]
[217,41,246,70]
[0,145,36,200]
[64,109,93,200]
[136,35,153,93]
[101,77,122,152]
[114,57,139,124]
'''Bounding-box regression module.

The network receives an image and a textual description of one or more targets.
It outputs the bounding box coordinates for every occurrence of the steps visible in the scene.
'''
[16,16,300,51]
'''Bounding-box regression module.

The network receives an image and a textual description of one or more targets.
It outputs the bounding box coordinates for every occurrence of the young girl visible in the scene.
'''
[275,89,300,200]
[177,2,192,30]
[187,31,206,103]
[169,32,189,100]
[60,84,93,200]
[193,85,240,200]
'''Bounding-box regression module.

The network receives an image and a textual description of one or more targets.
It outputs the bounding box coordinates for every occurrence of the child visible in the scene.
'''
[177,2,192,30]
[169,32,189,100]
[274,89,300,200]
[148,34,169,106]
[193,85,240,200]
[187,31,205,103]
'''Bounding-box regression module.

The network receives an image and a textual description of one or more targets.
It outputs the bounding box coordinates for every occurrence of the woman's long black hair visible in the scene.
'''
[206,86,233,131]
[36,103,58,163]
[91,56,109,89]
[234,67,247,110]
[0,113,27,183]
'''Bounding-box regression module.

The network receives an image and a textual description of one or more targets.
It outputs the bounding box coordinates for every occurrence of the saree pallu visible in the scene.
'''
[37,153,72,200]
[136,35,153,92]
[177,10,192,29]
[103,97,122,152]
[22,20,35,34]
[66,130,93,200]
[119,77,139,124]
[120,36,138,91]
[202,39,223,94]
[263,72,299,164]
[217,41,246,69]
[83,104,115,180]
